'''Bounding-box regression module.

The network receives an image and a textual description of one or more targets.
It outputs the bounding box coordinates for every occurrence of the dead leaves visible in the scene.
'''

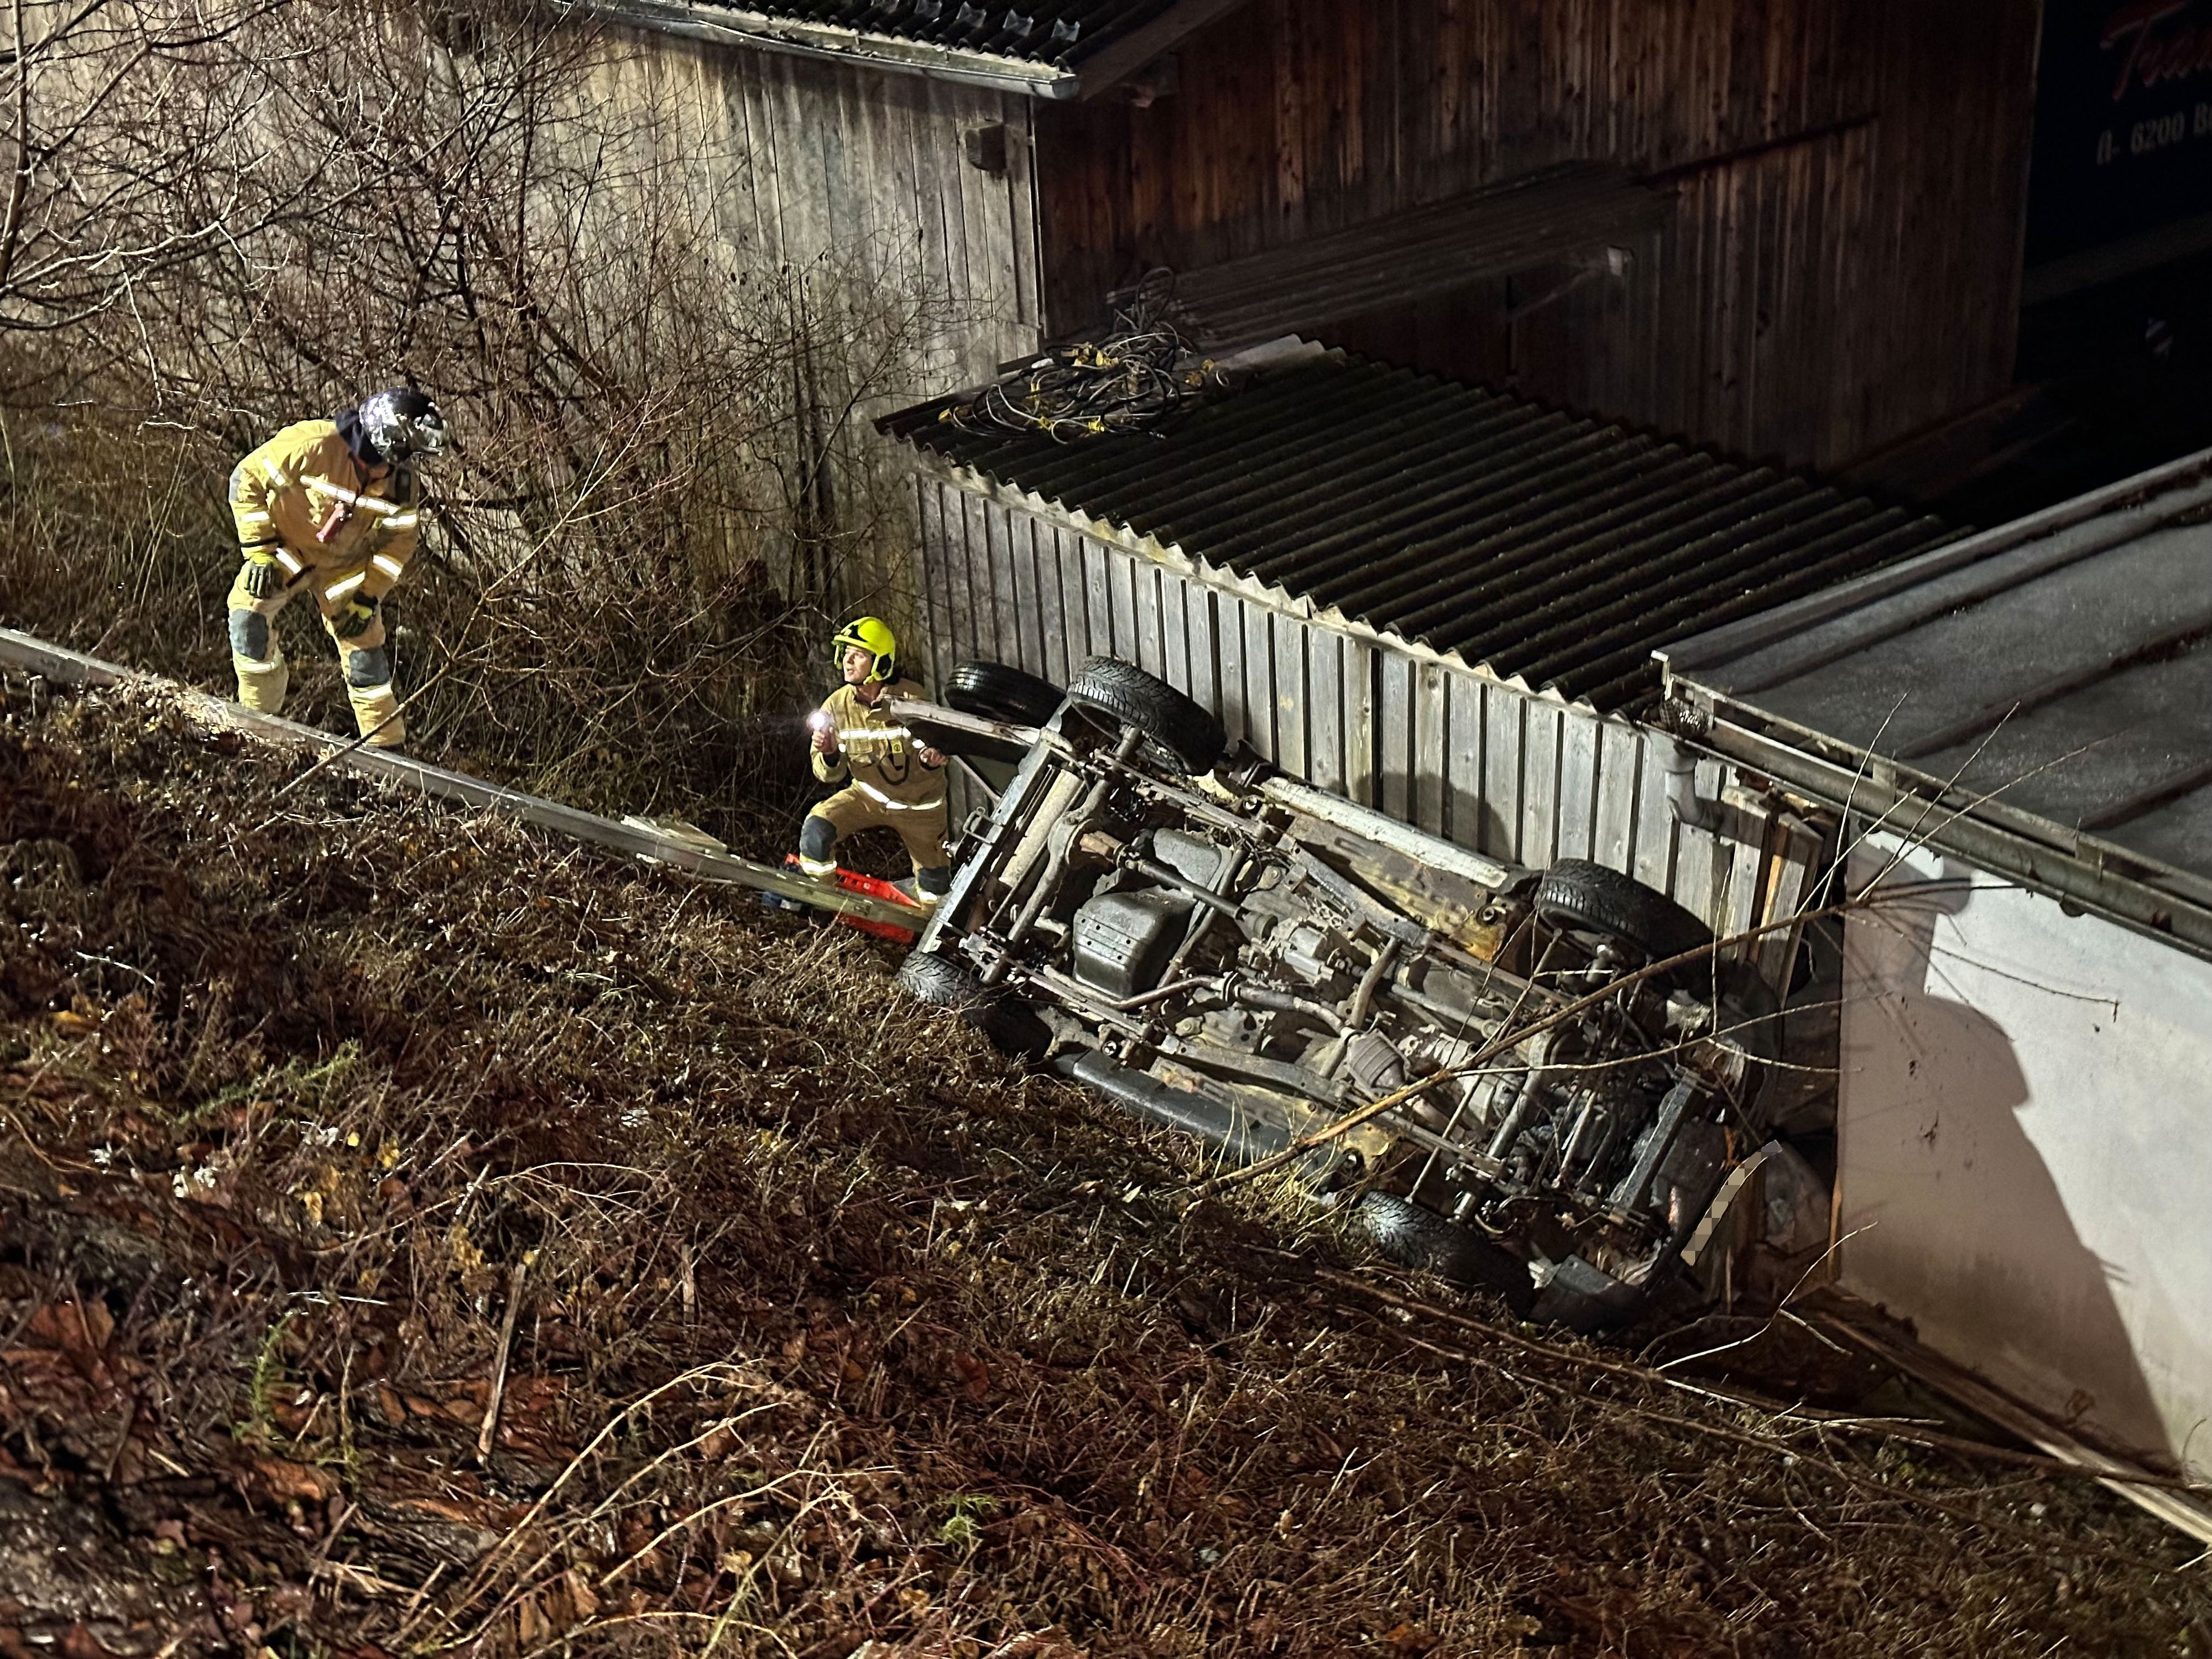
[18,1300,114,1363]
[0,1300,146,1480]
[249,1457,338,1506]
[951,1351,990,1404]
[3,679,2204,1659]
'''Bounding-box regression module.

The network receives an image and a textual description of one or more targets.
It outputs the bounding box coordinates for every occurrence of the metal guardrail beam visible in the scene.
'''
[0,626,923,931]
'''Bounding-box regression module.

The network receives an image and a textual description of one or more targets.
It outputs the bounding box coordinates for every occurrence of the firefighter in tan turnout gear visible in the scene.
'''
[799,617,953,901]
[225,388,448,748]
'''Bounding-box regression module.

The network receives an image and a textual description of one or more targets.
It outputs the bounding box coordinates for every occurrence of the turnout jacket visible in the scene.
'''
[810,679,944,810]
[228,419,421,605]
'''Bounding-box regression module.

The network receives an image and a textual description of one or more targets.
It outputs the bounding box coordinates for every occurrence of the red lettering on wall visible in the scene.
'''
[2103,0,2212,100]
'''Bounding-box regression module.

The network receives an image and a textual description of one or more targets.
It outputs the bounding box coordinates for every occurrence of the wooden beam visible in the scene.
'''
[1072,0,1255,98]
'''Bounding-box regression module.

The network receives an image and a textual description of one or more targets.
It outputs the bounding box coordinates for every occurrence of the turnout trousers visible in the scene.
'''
[800,786,951,893]
[225,565,408,748]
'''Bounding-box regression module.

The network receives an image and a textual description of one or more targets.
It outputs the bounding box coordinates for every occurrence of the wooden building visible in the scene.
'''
[1040,2,2045,473]
[586,0,2045,475]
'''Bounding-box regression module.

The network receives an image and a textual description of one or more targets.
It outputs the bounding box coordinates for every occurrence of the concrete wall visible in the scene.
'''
[1840,837,2212,1477]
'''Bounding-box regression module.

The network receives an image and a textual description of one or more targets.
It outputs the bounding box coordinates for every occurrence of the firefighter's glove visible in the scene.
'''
[333,596,380,640]
[239,552,281,600]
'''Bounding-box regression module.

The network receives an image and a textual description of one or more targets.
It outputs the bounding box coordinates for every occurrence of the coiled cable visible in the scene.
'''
[943,270,1220,442]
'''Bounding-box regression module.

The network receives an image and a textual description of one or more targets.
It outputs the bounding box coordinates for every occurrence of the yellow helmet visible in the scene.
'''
[832,616,898,683]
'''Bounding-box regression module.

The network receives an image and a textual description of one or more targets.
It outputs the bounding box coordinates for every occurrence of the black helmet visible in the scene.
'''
[356,387,448,463]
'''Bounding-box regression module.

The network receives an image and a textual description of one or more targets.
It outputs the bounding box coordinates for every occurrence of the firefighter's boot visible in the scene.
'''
[346,679,407,748]
[333,633,406,748]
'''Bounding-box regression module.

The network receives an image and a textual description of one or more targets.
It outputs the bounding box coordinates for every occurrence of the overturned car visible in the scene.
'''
[897,657,1793,1331]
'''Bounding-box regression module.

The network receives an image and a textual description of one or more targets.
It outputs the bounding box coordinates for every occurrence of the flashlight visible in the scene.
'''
[806,711,832,734]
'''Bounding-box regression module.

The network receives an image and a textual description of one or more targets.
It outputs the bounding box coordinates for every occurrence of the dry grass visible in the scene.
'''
[2,671,2209,1658]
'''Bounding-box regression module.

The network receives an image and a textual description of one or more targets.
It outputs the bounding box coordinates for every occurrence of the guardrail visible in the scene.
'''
[0,625,921,931]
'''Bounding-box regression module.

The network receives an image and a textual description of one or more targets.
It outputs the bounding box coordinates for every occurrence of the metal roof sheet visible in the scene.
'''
[576,0,1221,92]
[1661,448,2212,906]
[884,348,1959,710]
[1168,165,1673,348]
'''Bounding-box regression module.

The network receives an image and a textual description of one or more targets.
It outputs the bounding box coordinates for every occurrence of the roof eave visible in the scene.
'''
[1070,0,1254,97]
[1672,687,2212,966]
[564,0,1084,97]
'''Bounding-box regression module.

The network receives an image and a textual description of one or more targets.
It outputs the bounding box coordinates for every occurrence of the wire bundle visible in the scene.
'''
[945,272,1219,442]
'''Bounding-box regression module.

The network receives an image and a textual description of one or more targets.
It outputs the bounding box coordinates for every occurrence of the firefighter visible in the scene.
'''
[225,388,448,748]
[799,617,952,900]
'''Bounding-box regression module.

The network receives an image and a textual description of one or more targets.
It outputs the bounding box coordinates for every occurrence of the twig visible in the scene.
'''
[1316,1266,2212,1496]
[1338,1300,2198,1577]
[476,1254,529,1463]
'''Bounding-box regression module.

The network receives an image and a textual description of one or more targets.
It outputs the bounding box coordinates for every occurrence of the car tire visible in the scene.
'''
[1354,1192,1535,1311]
[895,951,1051,1060]
[1534,859,1713,969]
[897,950,988,1011]
[910,660,1063,765]
[944,659,1064,726]
[1065,656,1225,774]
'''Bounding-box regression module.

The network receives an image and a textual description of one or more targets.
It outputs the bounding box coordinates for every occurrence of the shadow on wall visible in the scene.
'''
[1841,858,2178,1470]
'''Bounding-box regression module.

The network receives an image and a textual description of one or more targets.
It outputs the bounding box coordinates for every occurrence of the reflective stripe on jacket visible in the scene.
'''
[810,679,943,808]
[228,419,420,602]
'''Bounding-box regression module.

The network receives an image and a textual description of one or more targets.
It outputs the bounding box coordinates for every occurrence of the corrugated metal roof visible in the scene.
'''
[884,348,1959,710]
[580,0,1213,88]
[1168,165,1673,348]
[1662,448,2212,911]
[710,0,1170,61]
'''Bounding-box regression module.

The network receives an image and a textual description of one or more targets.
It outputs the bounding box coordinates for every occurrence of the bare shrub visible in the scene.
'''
[0,0,959,846]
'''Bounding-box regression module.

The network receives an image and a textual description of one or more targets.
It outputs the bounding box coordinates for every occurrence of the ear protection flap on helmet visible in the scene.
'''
[831,617,898,682]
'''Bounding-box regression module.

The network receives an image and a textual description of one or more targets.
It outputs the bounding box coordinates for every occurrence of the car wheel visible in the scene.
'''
[1065,656,1225,774]
[911,661,1063,766]
[1529,1261,1652,1333]
[895,951,1051,1059]
[1533,859,1713,969]
[945,659,1064,726]
[1354,1192,1535,1311]
[898,950,988,1011]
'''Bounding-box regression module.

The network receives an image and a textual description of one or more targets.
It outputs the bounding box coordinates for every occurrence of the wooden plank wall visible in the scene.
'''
[1035,0,2043,471]
[918,475,1819,969]
[581,27,1044,403]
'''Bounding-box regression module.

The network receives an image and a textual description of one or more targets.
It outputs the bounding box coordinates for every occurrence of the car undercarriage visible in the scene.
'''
[900,656,1796,1331]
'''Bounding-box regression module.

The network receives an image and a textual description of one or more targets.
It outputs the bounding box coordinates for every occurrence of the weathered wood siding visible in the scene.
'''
[586,25,1045,397]
[1037,0,2042,471]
